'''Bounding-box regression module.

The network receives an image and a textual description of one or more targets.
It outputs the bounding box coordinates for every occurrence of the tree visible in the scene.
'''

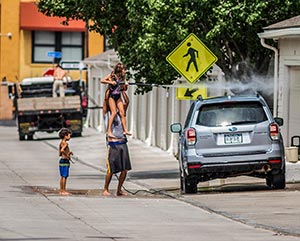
[37,0,300,93]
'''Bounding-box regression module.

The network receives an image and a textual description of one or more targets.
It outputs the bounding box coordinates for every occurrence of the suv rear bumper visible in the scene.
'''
[186,159,284,181]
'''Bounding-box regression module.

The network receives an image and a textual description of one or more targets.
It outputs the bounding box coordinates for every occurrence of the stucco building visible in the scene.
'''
[0,0,104,82]
[259,15,300,146]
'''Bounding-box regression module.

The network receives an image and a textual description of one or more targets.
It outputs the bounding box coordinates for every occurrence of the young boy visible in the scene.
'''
[58,128,73,195]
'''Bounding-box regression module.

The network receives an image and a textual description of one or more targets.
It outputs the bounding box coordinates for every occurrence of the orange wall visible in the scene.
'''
[0,0,20,82]
[0,0,104,82]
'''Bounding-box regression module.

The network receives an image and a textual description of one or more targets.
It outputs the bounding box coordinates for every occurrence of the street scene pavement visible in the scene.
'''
[1,123,300,241]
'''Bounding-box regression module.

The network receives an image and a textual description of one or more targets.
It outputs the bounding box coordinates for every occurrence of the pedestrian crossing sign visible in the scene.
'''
[166,33,218,83]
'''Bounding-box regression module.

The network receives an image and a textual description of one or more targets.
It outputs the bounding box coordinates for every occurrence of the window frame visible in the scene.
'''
[32,31,84,64]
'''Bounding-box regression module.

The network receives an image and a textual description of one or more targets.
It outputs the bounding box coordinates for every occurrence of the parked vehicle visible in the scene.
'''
[171,94,285,194]
[16,77,86,140]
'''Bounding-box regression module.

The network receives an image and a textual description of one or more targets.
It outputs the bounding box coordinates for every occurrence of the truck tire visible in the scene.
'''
[19,134,25,141]
[27,134,34,140]
[180,171,198,194]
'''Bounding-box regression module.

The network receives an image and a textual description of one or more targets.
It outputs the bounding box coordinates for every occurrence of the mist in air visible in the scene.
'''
[205,74,274,107]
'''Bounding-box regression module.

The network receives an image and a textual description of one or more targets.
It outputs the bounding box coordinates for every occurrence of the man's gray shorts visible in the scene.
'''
[107,143,131,174]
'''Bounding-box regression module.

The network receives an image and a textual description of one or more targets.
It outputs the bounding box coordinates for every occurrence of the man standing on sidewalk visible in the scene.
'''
[53,64,68,97]
[102,89,131,196]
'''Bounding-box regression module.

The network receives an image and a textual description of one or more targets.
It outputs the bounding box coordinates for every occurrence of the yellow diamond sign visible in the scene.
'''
[166,33,218,83]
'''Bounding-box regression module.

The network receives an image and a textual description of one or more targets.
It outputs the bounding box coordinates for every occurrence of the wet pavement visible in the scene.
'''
[1,124,300,240]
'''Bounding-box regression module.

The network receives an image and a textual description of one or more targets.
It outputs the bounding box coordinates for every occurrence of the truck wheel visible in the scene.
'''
[180,173,198,194]
[272,172,286,189]
[19,135,25,141]
[27,134,34,140]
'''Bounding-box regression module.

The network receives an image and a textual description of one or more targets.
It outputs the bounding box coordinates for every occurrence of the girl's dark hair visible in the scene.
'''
[112,63,126,80]
[59,128,72,139]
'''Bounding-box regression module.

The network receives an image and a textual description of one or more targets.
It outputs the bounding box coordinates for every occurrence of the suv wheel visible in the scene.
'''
[266,172,285,189]
[272,172,286,189]
[180,172,197,194]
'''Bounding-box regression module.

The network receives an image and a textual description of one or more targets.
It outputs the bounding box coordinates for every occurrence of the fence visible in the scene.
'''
[84,50,224,154]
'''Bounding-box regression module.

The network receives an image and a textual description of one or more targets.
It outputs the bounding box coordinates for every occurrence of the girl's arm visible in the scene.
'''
[101,74,116,85]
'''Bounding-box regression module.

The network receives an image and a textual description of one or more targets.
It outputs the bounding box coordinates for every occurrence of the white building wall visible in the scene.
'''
[278,39,300,145]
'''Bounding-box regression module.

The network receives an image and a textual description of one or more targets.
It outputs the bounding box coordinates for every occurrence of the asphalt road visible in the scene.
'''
[1,124,300,241]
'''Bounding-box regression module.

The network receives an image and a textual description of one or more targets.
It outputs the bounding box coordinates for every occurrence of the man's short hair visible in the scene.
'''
[59,128,72,139]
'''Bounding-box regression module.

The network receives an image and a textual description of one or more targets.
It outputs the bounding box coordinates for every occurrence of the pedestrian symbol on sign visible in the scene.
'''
[166,33,218,83]
[183,42,199,72]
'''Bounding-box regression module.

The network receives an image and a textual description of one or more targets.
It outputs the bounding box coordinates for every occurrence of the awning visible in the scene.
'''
[20,2,86,32]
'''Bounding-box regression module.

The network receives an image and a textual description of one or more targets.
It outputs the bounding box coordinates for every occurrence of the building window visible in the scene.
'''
[32,31,84,63]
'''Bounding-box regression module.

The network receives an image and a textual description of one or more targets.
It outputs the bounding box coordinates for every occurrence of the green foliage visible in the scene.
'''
[37,0,300,93]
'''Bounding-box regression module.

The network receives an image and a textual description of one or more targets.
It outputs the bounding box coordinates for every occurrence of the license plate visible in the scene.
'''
[224,133,243,144]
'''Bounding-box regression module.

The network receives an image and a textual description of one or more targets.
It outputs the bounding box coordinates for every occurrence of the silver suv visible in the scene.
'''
[171,95,285,194]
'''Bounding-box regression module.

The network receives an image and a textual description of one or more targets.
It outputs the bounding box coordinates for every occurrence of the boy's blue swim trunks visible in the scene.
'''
[59,158,70,178]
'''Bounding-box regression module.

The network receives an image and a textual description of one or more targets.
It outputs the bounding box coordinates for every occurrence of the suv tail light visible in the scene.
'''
[269,123,280,140]
[268,159,281,164]
[186,128,196,145]
[188,163,202,169]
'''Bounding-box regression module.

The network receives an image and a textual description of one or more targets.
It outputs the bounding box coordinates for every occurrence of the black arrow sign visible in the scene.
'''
[184,88,198,97]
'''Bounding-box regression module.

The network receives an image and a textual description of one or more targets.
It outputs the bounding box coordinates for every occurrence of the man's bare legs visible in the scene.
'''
[117,170,128,196]
[103,170,128,196]
[103,172,113,196]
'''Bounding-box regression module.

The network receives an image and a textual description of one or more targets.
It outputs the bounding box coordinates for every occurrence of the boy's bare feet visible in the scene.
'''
[59,191,71,196]
[102,190,112,196]
[116,191,128,196]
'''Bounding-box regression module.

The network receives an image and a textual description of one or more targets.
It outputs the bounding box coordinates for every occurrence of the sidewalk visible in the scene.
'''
[42,127,180,193]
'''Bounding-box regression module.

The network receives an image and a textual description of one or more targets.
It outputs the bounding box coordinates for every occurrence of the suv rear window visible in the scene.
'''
[196,101,268,127]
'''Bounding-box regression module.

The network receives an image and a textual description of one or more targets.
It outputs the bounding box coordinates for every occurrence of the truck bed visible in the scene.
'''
[17,96,81,112]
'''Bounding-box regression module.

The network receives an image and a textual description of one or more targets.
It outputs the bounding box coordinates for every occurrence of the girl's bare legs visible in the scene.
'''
[102,89,110,116]
[116,99,131,135]
[107,97,118,137]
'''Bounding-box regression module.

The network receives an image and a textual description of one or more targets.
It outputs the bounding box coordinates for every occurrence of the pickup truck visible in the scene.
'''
[16,77,85,140]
